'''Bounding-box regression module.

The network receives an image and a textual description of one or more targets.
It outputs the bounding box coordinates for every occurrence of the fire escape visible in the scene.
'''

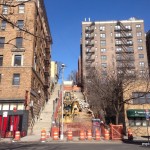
[115,21,135,76]
[85,23,95,80]
[44,36,51,101]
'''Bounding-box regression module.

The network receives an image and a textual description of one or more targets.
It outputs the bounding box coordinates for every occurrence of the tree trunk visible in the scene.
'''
[115,113,119,125]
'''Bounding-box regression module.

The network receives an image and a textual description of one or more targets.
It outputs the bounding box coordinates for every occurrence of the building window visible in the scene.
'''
[0,55,3,66]
[139,62,144,67]
[116,47,122,52]
[116,40,121,45]
[125,25,131,30]
[16,37,23,48]
[137,32,142,36]
[19,4,25,13]
[101,63,107,68]
[126,33,132,37]
[115,25,120,30]
[100,40,106,46]
[100,26,105,31]
[115,33,121,37]
[136,24,141,28]
[138,39,142,43]
[14,55,22,66]
[129,118,149,127]
[127,47,133,52]
[0,37,5,48]
[101,48,106,53]
[17,20,24,29]
[139,54,144,59]
[132,92,150,104]
[101,55,107,60]
[1,21,6,30]
[2,5,8,14]
[139,70,145,75]
[12,74,20,85]
[127,40,133,45]
[100,33,106,38]
[138,46,143,50]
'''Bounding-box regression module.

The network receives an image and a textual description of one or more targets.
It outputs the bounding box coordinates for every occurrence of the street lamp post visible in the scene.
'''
[60,64,65,140]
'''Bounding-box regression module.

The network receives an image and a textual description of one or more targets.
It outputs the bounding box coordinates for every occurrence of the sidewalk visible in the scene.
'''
[0,135,129,143]
[1,135,149,144]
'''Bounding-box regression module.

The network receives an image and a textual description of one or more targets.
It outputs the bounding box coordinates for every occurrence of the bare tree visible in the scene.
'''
[86,67,150,125]
[67,70,77,84]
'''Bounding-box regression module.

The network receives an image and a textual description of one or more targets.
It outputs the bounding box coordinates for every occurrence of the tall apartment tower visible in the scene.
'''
[0,0,52,137]
[81,17,148,90]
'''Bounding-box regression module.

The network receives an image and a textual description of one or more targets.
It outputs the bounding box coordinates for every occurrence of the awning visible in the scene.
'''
[127,109,150,118]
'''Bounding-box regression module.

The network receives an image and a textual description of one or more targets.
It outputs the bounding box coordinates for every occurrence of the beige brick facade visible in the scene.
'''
[0,0,52,134]
[124,80,150,136]
[81,18,148,90]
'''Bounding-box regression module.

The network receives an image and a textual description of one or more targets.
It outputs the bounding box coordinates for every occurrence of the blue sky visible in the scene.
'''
[44,0,150,80]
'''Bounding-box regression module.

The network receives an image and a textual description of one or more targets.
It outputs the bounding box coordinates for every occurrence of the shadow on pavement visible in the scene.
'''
[123,138,150,148]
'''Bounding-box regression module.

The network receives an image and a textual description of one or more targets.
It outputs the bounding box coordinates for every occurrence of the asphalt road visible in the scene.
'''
[0,143,149,150]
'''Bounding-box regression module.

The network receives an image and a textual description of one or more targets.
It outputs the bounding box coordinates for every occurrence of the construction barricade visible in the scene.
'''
[53,127,59,140]
[67,130,73,141]
[104,129,110,140]
[128,128,133,141]
[14,131,21,141]
[95,129,100,140]
[110,124,123,140]
[41,129,46,142]
[87,129,92,140]
[79,130,85,140]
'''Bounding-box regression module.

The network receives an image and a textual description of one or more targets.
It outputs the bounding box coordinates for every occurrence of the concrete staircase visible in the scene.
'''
[21,85,60,141]
[32,84,60,135]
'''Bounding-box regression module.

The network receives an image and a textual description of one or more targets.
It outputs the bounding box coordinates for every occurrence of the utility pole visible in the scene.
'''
[60,64,65,140]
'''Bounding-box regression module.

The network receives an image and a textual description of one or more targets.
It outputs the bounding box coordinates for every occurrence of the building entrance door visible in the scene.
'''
[0,115,22,138]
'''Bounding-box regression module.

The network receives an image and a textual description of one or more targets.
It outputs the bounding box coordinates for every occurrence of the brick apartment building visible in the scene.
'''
[79,18,150,136]
[80,17,148,91]
[0,0,52,137]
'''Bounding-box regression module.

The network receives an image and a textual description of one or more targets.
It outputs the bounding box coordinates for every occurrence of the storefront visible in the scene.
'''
[126,109,150,136]
[127,109,150,127]
[0,100,29,138]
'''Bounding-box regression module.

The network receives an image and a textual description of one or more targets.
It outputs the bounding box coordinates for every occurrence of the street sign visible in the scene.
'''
[145,109,150,120]
[3,111,8,117]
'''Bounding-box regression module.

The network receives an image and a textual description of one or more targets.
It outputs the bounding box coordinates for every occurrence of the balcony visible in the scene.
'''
[86,50,95,54]
[44,80,50,88]
[44,67,49,76]
[45,48,50,53]
[115,35,133,39]
[85,42,94,47]
[116,57,134,61]
[117,65,135,69]
[44,55,50,65]
[116,50,134,54]
[114,28,132,32]
[115,42,133,46]
[86,56,95,62]
[85,35,94,40]
[85,28,94,33]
